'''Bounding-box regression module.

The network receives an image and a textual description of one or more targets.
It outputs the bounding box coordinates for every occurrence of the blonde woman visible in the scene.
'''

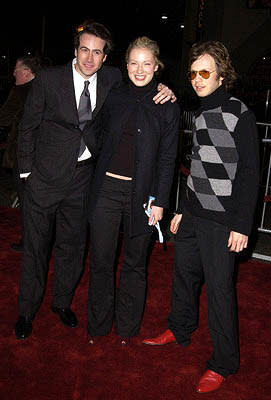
[87,37,180,344]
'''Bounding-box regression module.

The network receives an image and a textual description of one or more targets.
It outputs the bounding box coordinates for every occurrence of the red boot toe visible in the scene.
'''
[142,329,176,345]
[197,370,226,393]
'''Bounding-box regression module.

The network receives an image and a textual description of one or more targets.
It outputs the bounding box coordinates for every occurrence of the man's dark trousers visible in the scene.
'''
[168,207,240,378]
[18,162,94,318]
[13,160,25,239]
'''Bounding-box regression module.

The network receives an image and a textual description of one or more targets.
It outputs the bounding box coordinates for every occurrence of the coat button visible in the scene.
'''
[137,128,141,133]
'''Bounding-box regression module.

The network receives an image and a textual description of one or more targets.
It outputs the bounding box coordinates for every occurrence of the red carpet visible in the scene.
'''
[1,207,271,400]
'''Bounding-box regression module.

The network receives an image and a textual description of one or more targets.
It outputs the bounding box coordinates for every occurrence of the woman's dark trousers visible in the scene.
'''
[88,175,152,337]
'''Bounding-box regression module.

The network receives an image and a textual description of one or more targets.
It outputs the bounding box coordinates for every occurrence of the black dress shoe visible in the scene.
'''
[10,240,23,252]
[14,316,32,339]
[51,307,78,328]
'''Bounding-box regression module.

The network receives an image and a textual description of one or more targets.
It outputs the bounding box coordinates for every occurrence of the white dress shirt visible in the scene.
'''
[72,58,97,161]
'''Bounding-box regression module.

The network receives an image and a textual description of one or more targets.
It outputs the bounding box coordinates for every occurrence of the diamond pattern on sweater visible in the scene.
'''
[188,98,247,212]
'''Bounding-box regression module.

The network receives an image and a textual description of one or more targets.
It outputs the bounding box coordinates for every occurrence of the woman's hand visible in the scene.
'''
[170,214,182,234]
[149,206,163,225]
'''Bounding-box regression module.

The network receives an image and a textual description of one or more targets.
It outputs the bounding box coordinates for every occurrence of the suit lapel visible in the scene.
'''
[58,63,115,123]
[93,68,111,119]
[59,62,78,124]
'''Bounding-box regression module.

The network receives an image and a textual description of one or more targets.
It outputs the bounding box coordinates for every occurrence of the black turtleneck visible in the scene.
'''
[198,84,230,112]
[127,77,157,99]
[108,78,157,178]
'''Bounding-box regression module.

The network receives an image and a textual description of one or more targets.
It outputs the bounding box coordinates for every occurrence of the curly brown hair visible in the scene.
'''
[74,19,113,55]
[188,40,238,91]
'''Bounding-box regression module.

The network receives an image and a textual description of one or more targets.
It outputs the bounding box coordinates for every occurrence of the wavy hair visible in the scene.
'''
[74,19,113,55]
[188,40,238,91]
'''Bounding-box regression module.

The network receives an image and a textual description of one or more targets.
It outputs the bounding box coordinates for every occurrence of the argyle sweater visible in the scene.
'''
[178,85,259,236]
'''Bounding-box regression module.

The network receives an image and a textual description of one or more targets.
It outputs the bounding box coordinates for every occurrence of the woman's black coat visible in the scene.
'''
[88,80,180,237]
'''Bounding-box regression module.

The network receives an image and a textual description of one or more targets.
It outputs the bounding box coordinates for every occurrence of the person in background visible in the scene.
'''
[0,55,42,251]
[14,20,176,340]
[87,36,180,345]
[143,40,259,393]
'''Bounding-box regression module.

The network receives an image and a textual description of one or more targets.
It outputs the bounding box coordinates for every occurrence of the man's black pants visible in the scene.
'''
[168,208,240,377]
[13,161,25,241]
[18,162,94,318]
[87,175,152,337]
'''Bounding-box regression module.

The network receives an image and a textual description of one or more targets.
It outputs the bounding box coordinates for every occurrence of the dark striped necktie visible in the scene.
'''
[78,80,92,157]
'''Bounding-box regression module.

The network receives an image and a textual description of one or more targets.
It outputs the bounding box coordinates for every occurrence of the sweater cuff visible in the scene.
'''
[229,216,254,237]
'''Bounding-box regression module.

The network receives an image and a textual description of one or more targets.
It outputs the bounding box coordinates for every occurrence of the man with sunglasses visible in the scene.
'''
[143,41,259,393]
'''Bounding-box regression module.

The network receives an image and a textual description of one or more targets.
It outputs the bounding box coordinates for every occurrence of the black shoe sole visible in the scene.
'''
[14,327,32,340]
[15,331,32,340]
[51,308,78,328]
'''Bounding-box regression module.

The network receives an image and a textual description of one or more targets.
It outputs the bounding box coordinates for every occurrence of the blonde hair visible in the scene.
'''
[125,36,164,72]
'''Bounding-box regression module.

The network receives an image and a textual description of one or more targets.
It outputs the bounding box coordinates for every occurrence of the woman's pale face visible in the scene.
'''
[127,47,158,87]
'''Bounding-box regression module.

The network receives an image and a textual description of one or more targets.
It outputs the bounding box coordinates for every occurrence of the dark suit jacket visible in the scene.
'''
[0,81,32,168]
[17,61,121,185]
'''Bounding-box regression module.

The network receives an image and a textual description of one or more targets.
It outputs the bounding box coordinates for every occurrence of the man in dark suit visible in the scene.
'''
[15,19,175,340]
[14,20,122,339]
[0,55,42,252]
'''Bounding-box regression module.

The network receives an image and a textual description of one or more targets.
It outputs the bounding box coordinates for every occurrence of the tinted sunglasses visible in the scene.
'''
[187,70,215,80]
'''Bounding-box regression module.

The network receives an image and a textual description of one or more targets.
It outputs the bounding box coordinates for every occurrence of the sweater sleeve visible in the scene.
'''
[228,109,260,236]
[152,102,180,208]
[176,184,186,214]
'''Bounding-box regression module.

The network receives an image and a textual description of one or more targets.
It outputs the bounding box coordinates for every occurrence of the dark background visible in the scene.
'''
[0,4,185,89]
[0,2,270,118]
